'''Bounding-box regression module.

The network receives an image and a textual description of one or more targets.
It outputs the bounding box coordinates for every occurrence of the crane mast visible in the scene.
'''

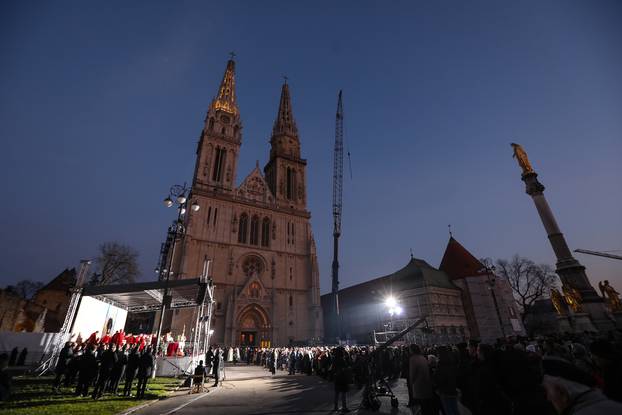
[575,249,622,261]
[332,90,344,340]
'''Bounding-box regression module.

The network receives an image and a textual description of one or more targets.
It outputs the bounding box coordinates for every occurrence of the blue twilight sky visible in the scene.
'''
[1,1,621,294]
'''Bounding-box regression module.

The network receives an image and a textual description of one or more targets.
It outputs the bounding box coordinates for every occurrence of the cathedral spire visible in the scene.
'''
[210,59,238,116]
[272,82,298,138]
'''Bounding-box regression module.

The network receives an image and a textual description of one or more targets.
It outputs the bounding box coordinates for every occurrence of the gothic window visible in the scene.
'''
[238,213,248,243]
[242,256,264,277]
[289,267,293,281]
[207,207,212,226]
[221,127,226,135]
[213,208,218,226]
[208,118,214,131]
[261,217,270,247]
[289,295,293,308]
[212,147,227,182]
[249,215,259,245]
[249,282,260,299]
[286,167,295,200]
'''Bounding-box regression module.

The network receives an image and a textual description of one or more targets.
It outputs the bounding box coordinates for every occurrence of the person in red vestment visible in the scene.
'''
[111,330,120,346]
[101,333,111,345]
[117,330,125,347]
[126,334,135,346]
[138,335,146,351]
[86,331,99,345]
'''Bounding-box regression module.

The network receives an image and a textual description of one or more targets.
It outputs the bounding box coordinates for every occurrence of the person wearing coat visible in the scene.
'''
[212,347,224,387]
[135,347,154,399]
[75,346,98,397]
[123,347,140,397]
[53,342,73,391]
[108,345,128,394]
[332,347,350,412]
[92,344,118,399]
[409,344,436,415]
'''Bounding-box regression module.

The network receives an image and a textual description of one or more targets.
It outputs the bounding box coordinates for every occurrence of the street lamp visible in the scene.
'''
[154,183,200,372]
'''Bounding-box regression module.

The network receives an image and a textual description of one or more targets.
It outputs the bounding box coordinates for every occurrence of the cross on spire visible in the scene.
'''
[282,75,288,84]
[448,224,453,238]
[229,51,236,60]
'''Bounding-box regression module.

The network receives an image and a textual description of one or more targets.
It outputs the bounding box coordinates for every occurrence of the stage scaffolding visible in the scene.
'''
[36,260,214,376]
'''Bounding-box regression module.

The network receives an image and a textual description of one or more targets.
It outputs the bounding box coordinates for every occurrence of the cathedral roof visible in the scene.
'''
[272,82,298,138]
[210,59,238,116]
[381,257,458,290]
[439,237,488,280]
[338,257,458,299]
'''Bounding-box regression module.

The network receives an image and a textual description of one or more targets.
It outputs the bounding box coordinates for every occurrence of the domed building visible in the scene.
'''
[322,236,523,344]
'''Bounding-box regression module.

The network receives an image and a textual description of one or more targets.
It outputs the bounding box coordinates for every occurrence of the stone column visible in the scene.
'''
[522,172,614,331]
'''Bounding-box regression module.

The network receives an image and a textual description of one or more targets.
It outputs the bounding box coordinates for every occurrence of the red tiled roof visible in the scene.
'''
[439,237,488,280]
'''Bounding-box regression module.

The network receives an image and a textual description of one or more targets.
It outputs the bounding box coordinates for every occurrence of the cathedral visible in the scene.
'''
[169,59,323,347]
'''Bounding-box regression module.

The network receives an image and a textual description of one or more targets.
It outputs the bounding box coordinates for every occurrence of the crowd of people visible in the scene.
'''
[199,332,622,414]
[52,340,155,399]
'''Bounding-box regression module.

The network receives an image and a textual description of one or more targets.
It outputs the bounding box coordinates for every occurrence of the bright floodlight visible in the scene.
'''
[177,195,187,204]
[385,296,397,308]
[163,197,174,207]
[180,207,187,215]
[208,329,214,335]
[395,306,403,315]
[191,201,200,211]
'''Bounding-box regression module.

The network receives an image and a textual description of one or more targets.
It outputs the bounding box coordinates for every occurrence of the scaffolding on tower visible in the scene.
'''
[331,91,344,342]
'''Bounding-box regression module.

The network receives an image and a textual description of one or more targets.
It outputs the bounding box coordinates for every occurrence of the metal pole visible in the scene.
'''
[153,205,184,378]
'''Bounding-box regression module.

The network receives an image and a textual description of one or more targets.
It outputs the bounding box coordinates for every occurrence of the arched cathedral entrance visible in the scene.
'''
[237,304,271,348]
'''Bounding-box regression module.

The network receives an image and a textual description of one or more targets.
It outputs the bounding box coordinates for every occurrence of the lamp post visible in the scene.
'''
[154,183,199,364]
[479,263,506,338]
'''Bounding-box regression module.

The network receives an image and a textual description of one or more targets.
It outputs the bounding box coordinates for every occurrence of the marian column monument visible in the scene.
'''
[510,143,616,332]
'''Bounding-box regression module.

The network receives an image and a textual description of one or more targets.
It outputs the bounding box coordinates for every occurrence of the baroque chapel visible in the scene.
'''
[170,59,323,347]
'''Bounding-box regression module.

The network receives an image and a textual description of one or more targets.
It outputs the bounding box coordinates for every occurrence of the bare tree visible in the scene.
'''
[93,242,140,285]
[12,280,44,299]
[495,255,558,323]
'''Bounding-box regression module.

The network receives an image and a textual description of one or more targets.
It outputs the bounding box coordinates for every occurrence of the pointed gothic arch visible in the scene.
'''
[249,215,259,245]
[238,213,248,243]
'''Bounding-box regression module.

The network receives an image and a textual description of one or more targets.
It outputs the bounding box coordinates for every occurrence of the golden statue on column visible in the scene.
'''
[550,288,565,315]
[562,284,583,313]
[511,143,535,175]
[598,280,622,312]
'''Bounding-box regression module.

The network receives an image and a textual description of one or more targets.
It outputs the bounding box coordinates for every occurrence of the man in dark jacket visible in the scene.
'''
[135,347,154,399]
[108,345,127,395]
[92,344,118,399]
[123,347,139,397]
[53,342,73,391]
[75,346,98,397]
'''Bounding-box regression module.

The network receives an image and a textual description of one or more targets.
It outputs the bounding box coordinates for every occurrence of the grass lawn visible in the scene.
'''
[1,376,181,415]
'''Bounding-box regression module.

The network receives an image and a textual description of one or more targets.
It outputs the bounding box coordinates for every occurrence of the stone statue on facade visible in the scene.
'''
[511,143,535,175]
[562,284,583,313]
[550,288,565,315]
[598,280,622,312]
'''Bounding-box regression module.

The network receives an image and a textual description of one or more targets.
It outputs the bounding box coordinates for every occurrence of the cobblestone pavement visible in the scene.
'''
[135,365,420,415]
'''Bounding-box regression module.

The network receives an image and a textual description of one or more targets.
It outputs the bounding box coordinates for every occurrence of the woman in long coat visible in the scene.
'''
[332,347,350,412]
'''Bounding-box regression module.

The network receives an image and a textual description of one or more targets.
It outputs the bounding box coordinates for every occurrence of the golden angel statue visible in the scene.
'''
[562,284,583,313]
[511,143,535,175]
[598,280,622,312]
[550,288,565,315]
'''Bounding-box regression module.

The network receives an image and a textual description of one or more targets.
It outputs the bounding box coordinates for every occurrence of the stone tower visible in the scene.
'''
[170,60,323,347]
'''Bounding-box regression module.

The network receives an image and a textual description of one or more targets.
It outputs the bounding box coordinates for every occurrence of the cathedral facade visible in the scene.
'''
[170,59,323,347]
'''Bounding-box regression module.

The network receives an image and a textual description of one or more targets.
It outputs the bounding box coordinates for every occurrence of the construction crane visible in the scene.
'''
[332,90,344,341]
[575,249,622,261]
